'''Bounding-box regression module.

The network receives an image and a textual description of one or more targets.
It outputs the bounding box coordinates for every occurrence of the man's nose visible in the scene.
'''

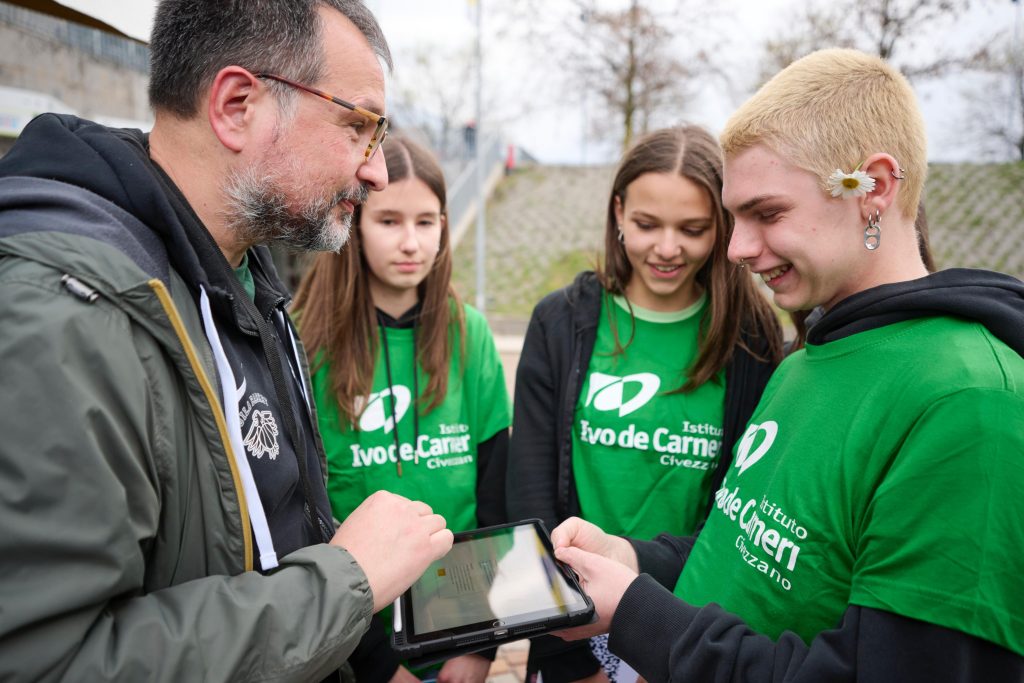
[357,147,388,192]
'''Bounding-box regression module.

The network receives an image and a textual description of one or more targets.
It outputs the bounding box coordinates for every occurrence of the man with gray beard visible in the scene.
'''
[224,160,370,252]
[0,1,453,681]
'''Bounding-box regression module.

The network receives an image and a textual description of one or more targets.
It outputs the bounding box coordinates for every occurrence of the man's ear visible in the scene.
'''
[859,152,901,220]
[207,66,265,153]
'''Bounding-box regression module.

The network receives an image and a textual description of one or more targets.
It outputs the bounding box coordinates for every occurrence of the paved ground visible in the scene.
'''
[486,640,530,683]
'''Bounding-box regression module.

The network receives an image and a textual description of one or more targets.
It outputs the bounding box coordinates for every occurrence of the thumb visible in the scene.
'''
[555,545,595,581]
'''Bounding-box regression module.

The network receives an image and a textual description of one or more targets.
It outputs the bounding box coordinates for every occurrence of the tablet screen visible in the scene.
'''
[405,521,589,641]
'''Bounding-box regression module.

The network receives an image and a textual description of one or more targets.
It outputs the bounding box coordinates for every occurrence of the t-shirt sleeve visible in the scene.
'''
[849,387,1024,657]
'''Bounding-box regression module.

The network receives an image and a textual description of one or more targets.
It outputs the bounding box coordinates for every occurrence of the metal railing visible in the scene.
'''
[447,133,504,247]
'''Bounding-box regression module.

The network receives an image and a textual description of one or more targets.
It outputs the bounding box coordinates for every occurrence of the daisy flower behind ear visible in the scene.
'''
[827,168,876,198]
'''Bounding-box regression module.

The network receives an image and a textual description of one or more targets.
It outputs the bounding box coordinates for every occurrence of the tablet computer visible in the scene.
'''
[391,519,594,663]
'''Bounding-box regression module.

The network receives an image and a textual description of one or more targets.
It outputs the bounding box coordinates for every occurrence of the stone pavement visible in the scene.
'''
[486,640,530,683]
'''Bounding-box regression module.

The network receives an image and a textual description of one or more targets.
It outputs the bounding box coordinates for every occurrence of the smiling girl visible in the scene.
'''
[507,125,783,683]
[293,134,510,683]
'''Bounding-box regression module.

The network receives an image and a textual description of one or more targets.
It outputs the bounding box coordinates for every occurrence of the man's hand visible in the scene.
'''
[551,517,639,572]
[332,491,454,612]
[436,653,492,683]
[552,545,638,641]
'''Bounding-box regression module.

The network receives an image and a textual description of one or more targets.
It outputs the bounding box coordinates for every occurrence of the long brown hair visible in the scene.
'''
[598,124,783,390]
[293,135,465,426]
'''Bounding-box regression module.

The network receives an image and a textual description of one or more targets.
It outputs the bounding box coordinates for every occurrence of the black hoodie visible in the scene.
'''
[615,267,1024,682]
[809,267,1024,354]
[0,114,334,564]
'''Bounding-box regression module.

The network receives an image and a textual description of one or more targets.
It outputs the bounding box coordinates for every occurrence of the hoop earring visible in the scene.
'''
[617,226,624,244]
[864,209,881,251]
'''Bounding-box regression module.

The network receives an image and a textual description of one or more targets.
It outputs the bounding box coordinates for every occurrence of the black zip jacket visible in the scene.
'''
[507,271,779,682]
[0,114,334,560]
[615,268,1024,682]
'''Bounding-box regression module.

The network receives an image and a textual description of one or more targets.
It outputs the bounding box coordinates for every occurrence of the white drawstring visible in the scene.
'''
[200,286,279,571]
[279,310,311,410]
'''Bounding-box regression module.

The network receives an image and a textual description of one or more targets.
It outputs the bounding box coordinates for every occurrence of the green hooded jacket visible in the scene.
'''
[0,117,374,682]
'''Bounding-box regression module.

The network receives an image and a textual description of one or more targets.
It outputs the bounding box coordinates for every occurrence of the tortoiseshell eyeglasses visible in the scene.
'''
[256,72,388,161]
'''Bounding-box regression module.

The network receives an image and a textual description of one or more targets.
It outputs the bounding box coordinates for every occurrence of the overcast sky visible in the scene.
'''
[61,0,1020,163]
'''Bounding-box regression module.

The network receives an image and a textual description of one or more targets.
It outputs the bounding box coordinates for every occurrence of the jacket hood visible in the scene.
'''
[808,268,1024,356]
[0,113,289,315]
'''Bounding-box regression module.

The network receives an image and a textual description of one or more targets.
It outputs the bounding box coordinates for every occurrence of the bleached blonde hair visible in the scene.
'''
[721,48,926,219]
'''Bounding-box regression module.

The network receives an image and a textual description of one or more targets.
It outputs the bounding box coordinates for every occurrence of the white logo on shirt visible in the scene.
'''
[243,410,280,460]
[734,421,778,476]
[358,385,412,433]
[237,379,280,461]
[585,372,661,417]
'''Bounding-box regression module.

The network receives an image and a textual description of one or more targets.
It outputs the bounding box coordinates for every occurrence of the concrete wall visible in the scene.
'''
[0,2,151,126]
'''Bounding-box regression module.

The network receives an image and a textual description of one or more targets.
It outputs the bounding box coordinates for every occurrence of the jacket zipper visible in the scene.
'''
[148,279,254,571]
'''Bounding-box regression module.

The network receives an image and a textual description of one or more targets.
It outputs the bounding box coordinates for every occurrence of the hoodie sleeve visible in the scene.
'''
[0,256,373,682]
[507,298,563,529]
[609,576,1023,682]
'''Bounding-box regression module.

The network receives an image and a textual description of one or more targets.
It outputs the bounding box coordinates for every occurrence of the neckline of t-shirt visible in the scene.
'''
[612,291,707,324]
[803,317,939,360]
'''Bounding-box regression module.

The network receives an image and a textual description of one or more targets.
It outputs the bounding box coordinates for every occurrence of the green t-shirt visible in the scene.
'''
[313,304,511,533]
[233,252,256,300]
[572,293,725,539]
[675,316,1024,656]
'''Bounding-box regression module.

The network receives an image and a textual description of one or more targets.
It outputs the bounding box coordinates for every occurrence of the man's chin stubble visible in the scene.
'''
[222,167,359,253]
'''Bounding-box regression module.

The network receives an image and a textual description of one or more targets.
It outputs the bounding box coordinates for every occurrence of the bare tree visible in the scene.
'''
[960,35,1024,160]
[575,0,727,152]
[390,45,475,161]
[759,0,975,84]
[489,0,719,154]
[579,1,691,150]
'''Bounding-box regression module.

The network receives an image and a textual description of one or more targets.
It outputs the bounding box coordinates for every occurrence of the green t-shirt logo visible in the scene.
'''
[570,295,726,539]
[313,306,512,536]
[677,317,1024,657]
[584,371,661,417]
[734,421,777,476]
[357,385,412,434]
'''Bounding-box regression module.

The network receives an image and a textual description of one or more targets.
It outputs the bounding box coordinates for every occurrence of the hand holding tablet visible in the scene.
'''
[391,520,595,663]
[550,517,639,573]
[551,544,638,641]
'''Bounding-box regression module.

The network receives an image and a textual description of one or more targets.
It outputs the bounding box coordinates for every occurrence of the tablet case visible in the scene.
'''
[391,519,595,664]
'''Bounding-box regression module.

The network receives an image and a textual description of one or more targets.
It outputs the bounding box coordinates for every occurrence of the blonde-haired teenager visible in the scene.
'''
[550,49,1024,681]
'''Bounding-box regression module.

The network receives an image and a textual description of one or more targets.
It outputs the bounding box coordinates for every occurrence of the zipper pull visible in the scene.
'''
[61,274,99,303]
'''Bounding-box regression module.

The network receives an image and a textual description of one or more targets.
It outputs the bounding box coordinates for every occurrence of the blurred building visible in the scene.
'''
[0,1,151,156]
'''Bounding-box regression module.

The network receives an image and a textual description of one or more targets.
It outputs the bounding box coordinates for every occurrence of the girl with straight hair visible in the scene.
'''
[294,134,510,683]
[508,124,783,683]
